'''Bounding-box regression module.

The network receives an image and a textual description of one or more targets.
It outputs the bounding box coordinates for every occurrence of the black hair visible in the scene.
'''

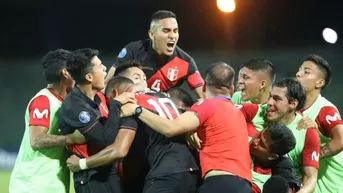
[167,88,195,108]
[304,54,331,89]
[114,60,144,77]
[41,49,72,84]
[105,76,134,97]
[240,59,276,83]
[265,123,296,157]
[273,78,306,110]
[66,48,99,84]
[151,10,176,23]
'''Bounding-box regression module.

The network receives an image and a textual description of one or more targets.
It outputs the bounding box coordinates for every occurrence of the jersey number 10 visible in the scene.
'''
[147,98,180,120]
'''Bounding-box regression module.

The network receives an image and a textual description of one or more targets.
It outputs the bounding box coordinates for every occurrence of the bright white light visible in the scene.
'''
[322,28,338,44]
[217,0,236,13]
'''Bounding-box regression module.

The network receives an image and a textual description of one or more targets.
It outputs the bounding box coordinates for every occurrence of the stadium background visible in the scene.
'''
[0,0,342,192]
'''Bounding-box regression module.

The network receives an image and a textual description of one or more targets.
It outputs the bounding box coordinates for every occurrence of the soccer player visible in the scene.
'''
[105,10,204,99]
[67,70,200,193]
[58,48,135,193]
[121,62,252,193]
[248,123,300,193]
[167,87,195,113]
[9,49,83,193]
[233,59,275,104]
[239,78,320,193]
[296,54,343,193]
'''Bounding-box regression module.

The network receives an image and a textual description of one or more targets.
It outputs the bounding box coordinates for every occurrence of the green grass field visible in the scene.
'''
[0,171,75,193]
[0,171,10,193]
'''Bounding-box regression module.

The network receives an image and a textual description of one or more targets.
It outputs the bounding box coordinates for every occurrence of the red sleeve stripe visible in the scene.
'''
[82,121,98,134]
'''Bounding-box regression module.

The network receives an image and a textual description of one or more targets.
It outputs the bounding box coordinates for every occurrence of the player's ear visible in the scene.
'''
[230,84,234,96]
[268,154,279,161]
[148,30,154,41]
[202,83,207,93]
[112,89,119,98]
[260,80,267,91]
[315,78,325,89]
[61,68,71,80]
[289,99,299,110]
[85,73,93,82]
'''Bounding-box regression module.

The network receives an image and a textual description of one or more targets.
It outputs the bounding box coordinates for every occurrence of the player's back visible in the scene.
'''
[190,97,251,182]
[134,90,199,178]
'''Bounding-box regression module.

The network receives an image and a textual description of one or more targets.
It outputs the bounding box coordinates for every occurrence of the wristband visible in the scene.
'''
[79,158,89,170]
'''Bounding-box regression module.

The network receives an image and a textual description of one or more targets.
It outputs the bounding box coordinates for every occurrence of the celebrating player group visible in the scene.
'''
[9,9,343,193]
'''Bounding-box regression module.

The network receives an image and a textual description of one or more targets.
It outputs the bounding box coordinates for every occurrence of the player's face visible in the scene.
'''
[250,130,274,160]
[237,67,264,101]
[125,67,148,89]
[296,61,325,92]
[90,56,107,90]
[152,18,179,56]
[267,86,293,122]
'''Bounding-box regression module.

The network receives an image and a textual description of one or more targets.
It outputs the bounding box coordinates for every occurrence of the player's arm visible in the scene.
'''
[236,103,260,123]
[121,100,214,137]
[298,128,320,193]
[316,106,343,159]
[105,46,134,84]
[186,58,204,99]
[29,96,79,150]
[67,117,138,172]
[61,99,123,148]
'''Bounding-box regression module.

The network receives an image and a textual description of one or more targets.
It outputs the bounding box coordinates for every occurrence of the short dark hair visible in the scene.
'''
[205,62,235,90]
[240,59,276,83]
[67,48,99,84]
[105,76,134,97]
[265,123,296,157]
[167,88,194,108]
[114,60,152,77]
[151,10,176,23]
[273,78,306,110]
[114,60,143,77]
[263,175,290,193]
[304,54,331,89]
[41,49,72,84]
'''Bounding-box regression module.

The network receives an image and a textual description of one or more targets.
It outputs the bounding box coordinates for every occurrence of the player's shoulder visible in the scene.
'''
[125,39,150,51]
[29,95,50,109]
[317,95,337,109]
[174,46,193,62]
[136,89,165,99]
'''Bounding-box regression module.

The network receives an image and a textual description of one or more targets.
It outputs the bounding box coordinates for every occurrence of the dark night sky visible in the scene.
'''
[1,0,342,57]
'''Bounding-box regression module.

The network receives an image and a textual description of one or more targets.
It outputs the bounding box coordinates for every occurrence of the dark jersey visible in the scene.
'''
[59,87,121,184]
[113,39,204,92]
[120,90,199,179]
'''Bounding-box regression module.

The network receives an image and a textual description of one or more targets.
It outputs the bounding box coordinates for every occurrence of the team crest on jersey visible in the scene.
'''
[167,68,179,81]
[79,111,90,123]
[118,48,127,58]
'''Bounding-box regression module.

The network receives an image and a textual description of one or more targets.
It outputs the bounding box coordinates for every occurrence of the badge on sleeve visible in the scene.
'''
[79,111,91,123]
[118,48,127,58]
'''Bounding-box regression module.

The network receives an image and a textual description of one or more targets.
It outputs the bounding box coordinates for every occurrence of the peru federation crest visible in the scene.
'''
[167,68,179,81]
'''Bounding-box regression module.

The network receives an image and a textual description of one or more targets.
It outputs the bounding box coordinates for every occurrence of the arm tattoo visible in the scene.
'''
[319,143,334,159]
[32,133,67,150]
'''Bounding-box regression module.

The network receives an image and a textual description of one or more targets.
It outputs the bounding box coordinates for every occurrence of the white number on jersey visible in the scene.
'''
[147,98,180,120]
[151,79,161,92]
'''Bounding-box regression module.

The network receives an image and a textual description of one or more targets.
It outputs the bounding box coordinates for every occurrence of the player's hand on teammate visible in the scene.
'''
[66,130,87,145]
[114,92,137,105]
[297,116,318,130]
[66,155,81,172]
[186,132,202,151]
[120,103,139,117]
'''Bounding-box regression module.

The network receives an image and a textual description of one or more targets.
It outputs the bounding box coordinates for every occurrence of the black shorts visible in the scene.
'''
[198,175,252,193]
[74,172,122,193]
[143,171,200,193]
